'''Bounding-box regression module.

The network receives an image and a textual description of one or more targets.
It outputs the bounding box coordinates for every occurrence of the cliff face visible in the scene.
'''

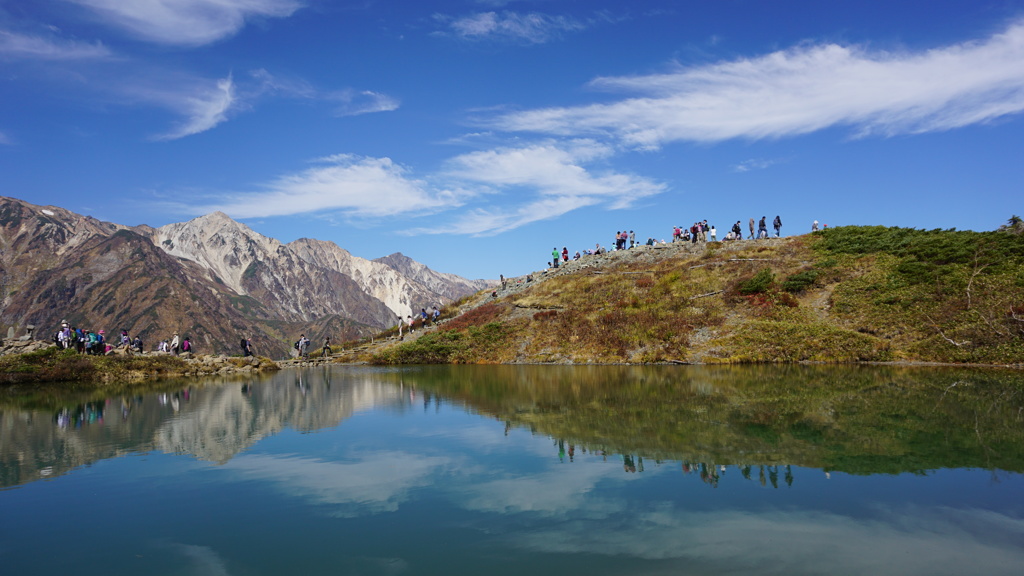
[147,213,398,328]
[0,196,489,357]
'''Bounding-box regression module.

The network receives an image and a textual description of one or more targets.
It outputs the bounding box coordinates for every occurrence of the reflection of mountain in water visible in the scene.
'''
[5,365,1024,490]
[155,368,410,463]
[0,368,412,487]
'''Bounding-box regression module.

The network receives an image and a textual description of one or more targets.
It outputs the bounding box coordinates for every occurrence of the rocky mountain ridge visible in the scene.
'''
[0,196,490,357]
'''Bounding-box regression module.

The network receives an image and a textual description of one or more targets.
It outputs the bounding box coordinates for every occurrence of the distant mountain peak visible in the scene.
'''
[1,196,489,357]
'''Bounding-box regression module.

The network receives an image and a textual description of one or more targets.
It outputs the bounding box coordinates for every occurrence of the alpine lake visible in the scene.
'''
[2,364,1023,575]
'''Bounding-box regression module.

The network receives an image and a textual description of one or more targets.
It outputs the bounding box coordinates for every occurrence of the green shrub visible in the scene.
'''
[782,270,819,293]
[739,268,775,295]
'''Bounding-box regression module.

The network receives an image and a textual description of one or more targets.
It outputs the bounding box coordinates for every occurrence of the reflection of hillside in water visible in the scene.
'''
[0,367,412,487]
[405,364,1024,475]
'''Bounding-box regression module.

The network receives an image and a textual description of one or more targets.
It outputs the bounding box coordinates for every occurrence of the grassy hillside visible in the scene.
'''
[370,225,1024,365]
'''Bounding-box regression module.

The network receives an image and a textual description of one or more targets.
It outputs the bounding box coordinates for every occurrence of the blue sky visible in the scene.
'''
[2,1,1023,279]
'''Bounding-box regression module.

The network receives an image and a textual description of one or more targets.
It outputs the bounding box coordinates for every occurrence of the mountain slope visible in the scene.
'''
[370,227,1024,366]
[374,252,491,303]
[1,196,487,357]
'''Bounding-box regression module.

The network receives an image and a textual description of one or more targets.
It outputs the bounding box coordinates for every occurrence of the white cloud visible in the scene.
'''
[0,131,12,146]
[333,90,401,117]
[248,69,399,116]
[442,11,585,43]
[174,141,660,233]
[64,0,303,46]
[417,140,665,235]
[190,154,462,219]
[733,158,781,173]
[150,74,237,140]
[0,29,112,60]
[491,19,1024,147]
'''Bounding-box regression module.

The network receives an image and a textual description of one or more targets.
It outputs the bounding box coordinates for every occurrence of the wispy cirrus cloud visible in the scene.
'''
[139,74,237,141]
[249,69,400,117]
[185,154,463,219]
[0,29,113,60]
[733,158,783,173]
[333,90,401,117]
[491,19,1024,148]
[438,11,586,43]
[63,0,303,46]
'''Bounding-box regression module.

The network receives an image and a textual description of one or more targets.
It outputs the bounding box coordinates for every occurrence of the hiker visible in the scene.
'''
[710,225,717,242]
[170,332,180,355]
[241,337,253,357]
[773,215,782,237]
[551,248,559,268]
[758,217,768,239]
[500,274,506,289]
[181,337,192,354]
[298,334,310,358]
[132,335,144,353]
[749,218,755,239]
[397,316,404,340]
[562,247,569,262]
[432,306,440,323]
[629,230,636,248]
[322,337,331,357]
[812,220,819,232]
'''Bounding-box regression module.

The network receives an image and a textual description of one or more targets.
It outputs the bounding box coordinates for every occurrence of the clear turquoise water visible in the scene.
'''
[1,365,1022,575]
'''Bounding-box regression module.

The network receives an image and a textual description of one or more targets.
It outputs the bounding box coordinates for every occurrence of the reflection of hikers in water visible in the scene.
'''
[699,463,720,487]
[623,454,636,473]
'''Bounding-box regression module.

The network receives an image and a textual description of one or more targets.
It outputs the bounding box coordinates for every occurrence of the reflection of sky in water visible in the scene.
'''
[1,369,1022,575]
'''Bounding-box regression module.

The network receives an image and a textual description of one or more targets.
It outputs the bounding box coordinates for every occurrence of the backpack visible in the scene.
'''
[182,340,191,352]
[294,341,299,350]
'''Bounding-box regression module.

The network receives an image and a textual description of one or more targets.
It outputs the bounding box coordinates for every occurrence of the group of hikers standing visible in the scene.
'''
[52,320,191,356]
[546,215,788,270]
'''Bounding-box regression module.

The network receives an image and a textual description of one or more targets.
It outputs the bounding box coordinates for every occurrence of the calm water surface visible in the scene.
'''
[1,365,1023,575]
